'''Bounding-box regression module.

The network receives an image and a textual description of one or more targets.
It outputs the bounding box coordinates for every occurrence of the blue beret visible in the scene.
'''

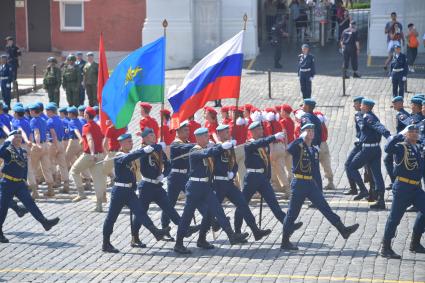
[13,105,25,113]
[303,98,316,107]
[301,43,309,49]
[414,93,425,99]
[361,98,375,107]
[353,96,364,103]
[178,120,189,129]
[392,96,403,103]
[394,43,401,49]
[2,104,9,111]
[411,97,423,105]
[67,106,78,113]
[117,133,132,142]
[24,106,29,112]
[248,121,262,130]
[194,127,208,136]
[28,103,40,110]
[76,51,83,56]
[14,102,23,108]
[141,127,154,138]
[216,124,229,132]
[36,102,44,108]
[78,105,86,111]
[8,130,21,137]
[46,102,57,111]
[301,123,315,131]
[58,107,68,113]
[93,106,99,111]
[406,124,419,131]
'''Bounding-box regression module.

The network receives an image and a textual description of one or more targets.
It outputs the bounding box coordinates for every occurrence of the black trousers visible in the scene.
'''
[343,48,358,71]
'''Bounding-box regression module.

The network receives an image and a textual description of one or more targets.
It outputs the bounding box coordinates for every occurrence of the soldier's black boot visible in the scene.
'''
[344,179,358,195]
[409,233,425,253]
[102,236,119,253]
[15,205,28,218]
[280,232,298,250]
[226,230,248,245]
[370,192,386,210]
[0,230,9,243]
[131,234,147,248]
[367,187,377,202]
[353,188,368,201]
[42,217,60,231]
[147,225,170,241]
[185,224,201,238]
[335,222,359,239]
[162,226,175,242]
[253,227,272,241]
[174,238,191,254]
[380,239,401,259]
[196,232,214,249]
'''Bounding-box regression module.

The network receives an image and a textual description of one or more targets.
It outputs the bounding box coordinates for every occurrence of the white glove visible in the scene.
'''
[5,135,14,143]
[156,174,164,182]
[265,112,275,122]
[231,139,237,146]
[227,172,235,180]
[221,141,233,150]
[300,131,307,140]
[389,76,392,81]
[236,117,245,126]
[386,136,392,142]
[310,76,314,81]
[158,141,166,152]
[6,83,10,88]
[143,145,154,154]
[313,145,320,152]
[207,141,215,148]
[399,127,409,136]
[402,76,407,81]
[274,132,285,140]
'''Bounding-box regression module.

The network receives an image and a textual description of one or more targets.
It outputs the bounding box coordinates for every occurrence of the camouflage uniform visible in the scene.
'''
[83,58,99,106]
[62,55,81,107]
[43,57,62,105]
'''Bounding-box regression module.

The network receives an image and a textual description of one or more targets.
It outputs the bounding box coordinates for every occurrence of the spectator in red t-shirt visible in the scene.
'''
[70,106,107,212]
[103,121,127,184]
[204,107,218,142]
[139,102,159,139]
[187,115,201,143]
[160,109,176,158]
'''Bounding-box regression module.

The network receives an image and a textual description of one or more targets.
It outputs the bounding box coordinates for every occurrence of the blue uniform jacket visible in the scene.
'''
[395,108,410,133]
[287,137,322,188]
[68,118,83,139]
[390,53,408,77]
[30,116,48,143]
[244,136,275,180]
[188,144,223,181]
[61,117,71,140]
[138,144,170,180]
[114,149,147,187]
[301,112,322,146]
[298,53,315,77]
[354,111,362,139]
[11,117,31,141]
[47,115,64,142]
[384,134,424,182]
[170,139,194,171]
[0,63,13,86]
[0,141,28,179]
[358,111,390,144]
[213,147,238,177]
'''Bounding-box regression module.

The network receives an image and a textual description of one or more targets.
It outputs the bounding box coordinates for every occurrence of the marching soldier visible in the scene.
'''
[389,44,408,98]
[346,99,391,210]
[46,103,69,194]
[0,130,59,243]
[102,133,171,253]
[380,125,425,258]
[43,57,62,105]
[234,121,303,234]
[0,54,13,108]
[212,124,272,242]
[75,52,86,106]
[70,106,107,212]
[83,52,99,106]
[281,124,359,250]
[62,55,81,107]
[298,44,316,99]
[131,128,200,247]
[173,128,248,254]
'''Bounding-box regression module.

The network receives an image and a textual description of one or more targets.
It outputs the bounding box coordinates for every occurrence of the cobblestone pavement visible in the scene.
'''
[1,62,425,282]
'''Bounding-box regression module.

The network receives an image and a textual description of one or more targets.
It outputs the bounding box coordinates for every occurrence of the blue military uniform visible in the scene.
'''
[0,132,59,243]
[300,99,322,147]
[11,107,31,141]
[298,48,316,99]
[346,99,391,208]
[381,130,425,258]
[102,137,169,253]
[281,125,359,250]
[0,58,13,108]
[390,49,408,97]
[234,130,288,233]
[160,137,194,230]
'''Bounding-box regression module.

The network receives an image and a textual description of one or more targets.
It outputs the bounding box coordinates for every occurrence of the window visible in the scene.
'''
[60,1,84,31]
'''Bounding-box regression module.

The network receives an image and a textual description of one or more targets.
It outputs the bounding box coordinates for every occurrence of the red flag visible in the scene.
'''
[97,33,110,134]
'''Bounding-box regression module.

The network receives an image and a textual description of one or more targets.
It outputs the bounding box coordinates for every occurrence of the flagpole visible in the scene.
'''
[160,19,168,142]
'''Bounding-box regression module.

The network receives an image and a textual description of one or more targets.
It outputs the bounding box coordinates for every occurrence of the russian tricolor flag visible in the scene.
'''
[168,30,244,127]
